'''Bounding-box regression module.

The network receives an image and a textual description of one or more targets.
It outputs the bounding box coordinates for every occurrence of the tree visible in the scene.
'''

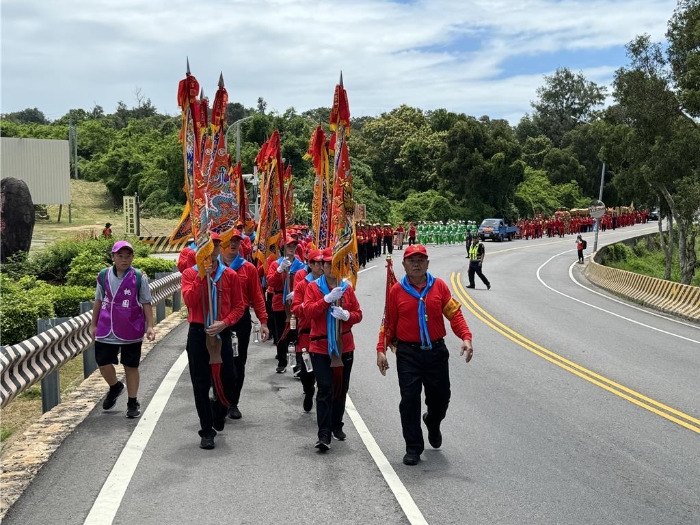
[257,97,268,114]
[2,107,49,125]
[531,67,607,146]
[226,102,248,124]
[666,0,700,116]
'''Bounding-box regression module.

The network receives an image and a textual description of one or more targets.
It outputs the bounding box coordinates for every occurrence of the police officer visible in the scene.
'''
[376,244,474,465]
[467,236,491,290]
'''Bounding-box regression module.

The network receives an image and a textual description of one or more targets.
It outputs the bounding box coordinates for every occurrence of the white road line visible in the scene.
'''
[345,396,429,525]
[535,252,700,345]
[84,351,189,525]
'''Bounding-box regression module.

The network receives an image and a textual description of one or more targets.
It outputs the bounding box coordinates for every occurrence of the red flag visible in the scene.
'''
[377,255,399,352]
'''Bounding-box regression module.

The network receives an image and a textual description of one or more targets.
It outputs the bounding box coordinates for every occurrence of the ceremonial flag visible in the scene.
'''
[304,125,331,249]
[283,164,294,225]
[253,131,284,271]
[377,255,399,352]
[328,73,359,289]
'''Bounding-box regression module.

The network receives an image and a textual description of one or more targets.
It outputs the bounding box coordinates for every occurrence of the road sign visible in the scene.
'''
[589,200,606,220]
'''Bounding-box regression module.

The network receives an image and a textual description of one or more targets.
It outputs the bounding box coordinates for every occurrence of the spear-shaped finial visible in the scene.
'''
[186,57,190,75]
[200,87,205,99]
[218,72,224,88]
[339,70,344,87]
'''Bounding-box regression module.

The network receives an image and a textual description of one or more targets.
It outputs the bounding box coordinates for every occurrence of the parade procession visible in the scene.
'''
[164,63,476,459]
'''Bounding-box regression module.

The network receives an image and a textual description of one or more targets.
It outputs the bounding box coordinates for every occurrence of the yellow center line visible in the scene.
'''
[450,273,700,434]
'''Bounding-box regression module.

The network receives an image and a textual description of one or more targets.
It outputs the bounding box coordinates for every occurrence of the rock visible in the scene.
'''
[1,177,35,263]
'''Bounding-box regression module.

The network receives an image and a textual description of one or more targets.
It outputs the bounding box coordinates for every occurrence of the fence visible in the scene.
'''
[0,272,183,410]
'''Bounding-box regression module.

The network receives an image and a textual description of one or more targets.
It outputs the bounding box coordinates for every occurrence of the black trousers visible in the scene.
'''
[375,239,382,257]
[265,292,276,343]
[468,261,490,287]
[273,310,289,366]
[186,323,236,436]
[408,236,416,246]
[295,351,316,395]
[310,351,354,441]
[383,236,393,254]
[396,341,451,455]
[358,243,367,267]
[231,308,252,407]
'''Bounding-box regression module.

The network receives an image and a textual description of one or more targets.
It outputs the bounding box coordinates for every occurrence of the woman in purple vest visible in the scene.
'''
[89,241,155,418]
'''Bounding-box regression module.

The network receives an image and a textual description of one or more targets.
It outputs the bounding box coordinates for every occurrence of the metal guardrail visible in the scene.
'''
[584,245,700,323]
[0,272,183,409]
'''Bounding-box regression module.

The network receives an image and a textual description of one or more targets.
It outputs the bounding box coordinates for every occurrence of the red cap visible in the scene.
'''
[403,244,428,259]
[321,248,333,262]
[279,235,298,247]
[231,231,243,240]
[210,232,221,242]
[307,249,323,262]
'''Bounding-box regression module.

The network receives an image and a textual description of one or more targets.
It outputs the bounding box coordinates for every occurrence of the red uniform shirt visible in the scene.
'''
[266,257,304,312]
[291,275,313,351]
[181,265,245,327]
[383,227,394,237]
[378,278,472,351]
[177,247,196,273]
[409,226,416,238]
[232,260,268,324]
[303,281,363,355]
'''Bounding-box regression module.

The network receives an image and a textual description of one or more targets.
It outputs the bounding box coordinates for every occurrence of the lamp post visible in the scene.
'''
[593,161,605,252]
[225,116,254,163]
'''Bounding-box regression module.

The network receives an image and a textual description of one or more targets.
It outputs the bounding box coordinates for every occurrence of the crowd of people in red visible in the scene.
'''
[516,209,651,240]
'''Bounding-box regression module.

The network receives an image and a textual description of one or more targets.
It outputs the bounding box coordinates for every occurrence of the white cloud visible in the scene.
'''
[0,0,676,122]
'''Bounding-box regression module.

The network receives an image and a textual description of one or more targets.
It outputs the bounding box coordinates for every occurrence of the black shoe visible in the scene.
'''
[275,365,286,373]
[227,406,242,420]
[466,285,475,289]
[332,428,346,441]
[303,391,314,412]
[315,439,331,451]
[403,453,420,466]
[102,381,125,410]
[423,413,442,448]
[487,283,491,290]
[126,401,141,419]
[200,435,216,450]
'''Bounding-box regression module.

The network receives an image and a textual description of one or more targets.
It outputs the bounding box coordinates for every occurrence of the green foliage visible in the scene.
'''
[601,242,634,264]
[51,286,96,317]
[0,275,55,345]
[0,251,41,280]
[1,425,14,442]
[132,257,176,279]
[66,252,109,287]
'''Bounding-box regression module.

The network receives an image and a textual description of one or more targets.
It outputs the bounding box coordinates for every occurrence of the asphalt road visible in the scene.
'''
[5,222,700,525]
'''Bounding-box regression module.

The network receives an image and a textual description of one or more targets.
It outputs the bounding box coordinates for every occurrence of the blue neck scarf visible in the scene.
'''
[315,275,349,357]
[277,256,306,298]
[400,272,436,349]
[305,272,314,282]
[193,258,226,336]
[229,254,246,271]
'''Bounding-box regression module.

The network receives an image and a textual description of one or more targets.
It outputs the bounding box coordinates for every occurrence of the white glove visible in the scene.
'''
[277,258,292,273]
[330,306,350,321]
[286,291,294,302]
[323,286,345,303]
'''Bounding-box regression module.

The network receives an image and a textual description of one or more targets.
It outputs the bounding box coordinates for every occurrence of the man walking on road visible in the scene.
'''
[376,244,474,466]
[467,237,490,290]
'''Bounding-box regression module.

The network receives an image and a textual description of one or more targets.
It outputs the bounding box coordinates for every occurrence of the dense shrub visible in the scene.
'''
[51,285,96,317]
[132,257,176,279]
[66,252,109,287]
[0,251,41,280]
[0,275,55,345]
[601,242,633,264]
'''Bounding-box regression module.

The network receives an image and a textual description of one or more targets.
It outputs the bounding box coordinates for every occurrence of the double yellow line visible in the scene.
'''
[451,273,700,434]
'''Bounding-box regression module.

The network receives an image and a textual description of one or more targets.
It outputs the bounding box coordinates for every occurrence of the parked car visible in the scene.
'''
[648,209,659,221]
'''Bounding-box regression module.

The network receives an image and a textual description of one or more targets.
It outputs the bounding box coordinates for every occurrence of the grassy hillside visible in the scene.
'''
[32,180,181,251]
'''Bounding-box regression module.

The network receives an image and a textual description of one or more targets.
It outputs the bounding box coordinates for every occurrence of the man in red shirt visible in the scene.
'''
[177,238,196,273]
[181,233,245,449]
[395,222,405,250]
[221,231,270,419]
[382,223,394,255]
[408,222,417,246]
[304,248,363,451]
[376,244,474,466]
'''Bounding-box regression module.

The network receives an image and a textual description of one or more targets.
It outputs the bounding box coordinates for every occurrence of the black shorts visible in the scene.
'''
[94,341,142,368]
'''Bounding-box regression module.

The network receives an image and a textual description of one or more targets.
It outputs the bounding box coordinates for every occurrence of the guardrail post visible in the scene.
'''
[172,278,182,312]
[80,302,98,378]
[37,317,70,413]
[155,272,168,323]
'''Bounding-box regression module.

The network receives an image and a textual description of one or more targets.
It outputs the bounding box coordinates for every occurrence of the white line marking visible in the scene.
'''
[345,396,429,525]
[84,351,189,525]
[535,252,700,345]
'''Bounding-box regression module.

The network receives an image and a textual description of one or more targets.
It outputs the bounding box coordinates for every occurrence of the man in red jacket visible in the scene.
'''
[222,231,270,419]
[376,244,474,466]
[181,233,245,449]
[177,238,196,273]
[304,248,363,451]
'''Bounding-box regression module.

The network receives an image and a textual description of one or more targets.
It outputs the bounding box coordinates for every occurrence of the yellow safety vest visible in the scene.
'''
[468,243,481,261]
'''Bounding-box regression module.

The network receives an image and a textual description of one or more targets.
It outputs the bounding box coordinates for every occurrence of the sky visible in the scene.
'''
[0,0,677,124]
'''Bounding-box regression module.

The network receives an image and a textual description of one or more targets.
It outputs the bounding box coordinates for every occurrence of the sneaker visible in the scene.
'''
[303,391,314,412]
[102,381,125,410]
[315,439,331,452]
[466,285,475,289]
[126,402,141,419]
[227,406,242,420]
[332,428,346,441]
[275,366,286,374]
[403,453,420,466]
[487,283,491,290]
[200,434,216,450]
[423,413,442,448]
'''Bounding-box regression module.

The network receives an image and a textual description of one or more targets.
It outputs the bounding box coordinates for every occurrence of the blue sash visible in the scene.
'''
[277,256,306,299]
[193,259,226,337]
[400,273,436,349]
[229,254,246,271]
[315,275,349,357]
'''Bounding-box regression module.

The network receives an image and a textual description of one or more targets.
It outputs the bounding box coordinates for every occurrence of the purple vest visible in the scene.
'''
[95,268,146,341]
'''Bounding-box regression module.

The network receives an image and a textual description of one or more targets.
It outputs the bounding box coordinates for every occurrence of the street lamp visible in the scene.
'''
[225,116,255,163]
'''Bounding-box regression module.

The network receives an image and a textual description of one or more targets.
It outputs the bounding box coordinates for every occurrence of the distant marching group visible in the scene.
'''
[90,223,475,466]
